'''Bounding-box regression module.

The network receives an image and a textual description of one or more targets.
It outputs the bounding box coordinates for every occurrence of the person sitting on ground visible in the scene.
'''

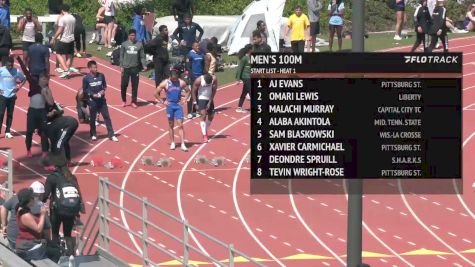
[445,16,468,33]
[252,30,271,53]
[464,4,475,32]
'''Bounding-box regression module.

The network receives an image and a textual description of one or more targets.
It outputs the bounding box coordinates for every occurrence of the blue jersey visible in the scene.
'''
[83,72,107,98]
[188,50,204,77]
[0,67,25,98]
[166,79,181,103]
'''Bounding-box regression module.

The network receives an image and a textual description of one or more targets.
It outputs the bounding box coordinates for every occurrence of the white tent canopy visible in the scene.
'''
[226,0,286,55]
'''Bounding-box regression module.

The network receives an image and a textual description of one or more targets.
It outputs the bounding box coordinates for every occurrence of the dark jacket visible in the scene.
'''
[429,6,447,35]
[253,43,272,53]
[414,4,431,33]
[147,34,169,63]
[0,24,12,48]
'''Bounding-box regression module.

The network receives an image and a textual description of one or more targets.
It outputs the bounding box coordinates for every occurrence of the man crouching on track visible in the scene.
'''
[191,73,216,143]
[156,69,189,151]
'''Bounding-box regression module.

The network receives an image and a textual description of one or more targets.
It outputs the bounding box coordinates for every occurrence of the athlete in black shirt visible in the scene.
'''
[427,0,448,52]
[411,0,431,52]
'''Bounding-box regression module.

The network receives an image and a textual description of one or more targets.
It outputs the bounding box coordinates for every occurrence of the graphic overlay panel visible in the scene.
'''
[250,53,462,194]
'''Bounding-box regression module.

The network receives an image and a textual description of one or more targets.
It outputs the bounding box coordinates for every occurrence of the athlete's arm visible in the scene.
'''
[155,80,167,103]
[181,80,191,105]
[191,76,200,105]
[209,76,217,105]
[42,86,55,106]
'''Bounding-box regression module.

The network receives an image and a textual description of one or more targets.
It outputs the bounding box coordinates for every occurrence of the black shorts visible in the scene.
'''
[310,22,320,36]
[395,4,405,12]
[56,41,74,55]
[104,16,115,25]
[197,99,214,114]
[22,41,34,51]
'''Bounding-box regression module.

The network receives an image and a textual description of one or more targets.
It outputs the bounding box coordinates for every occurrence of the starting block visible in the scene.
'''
[141,156,172,167]
[209,156,225,167]
[195,155,225,167]
[141,156,154,166]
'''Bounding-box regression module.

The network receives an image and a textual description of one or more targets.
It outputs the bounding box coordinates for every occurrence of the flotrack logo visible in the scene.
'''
[404,55,459,64]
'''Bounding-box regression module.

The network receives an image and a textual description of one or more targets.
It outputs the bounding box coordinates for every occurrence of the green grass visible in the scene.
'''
[81,31,475,86]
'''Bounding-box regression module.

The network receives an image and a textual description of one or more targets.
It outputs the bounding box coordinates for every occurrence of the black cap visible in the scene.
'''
[17,188,34,206]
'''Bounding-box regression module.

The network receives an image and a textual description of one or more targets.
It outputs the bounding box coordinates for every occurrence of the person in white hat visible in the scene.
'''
[0,181,51,250]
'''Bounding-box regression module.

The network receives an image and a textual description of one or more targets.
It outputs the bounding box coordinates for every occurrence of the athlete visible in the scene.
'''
[191,73,217,142]
[411,0,431,52]
[156,70,189,151]
[427,0,448,52]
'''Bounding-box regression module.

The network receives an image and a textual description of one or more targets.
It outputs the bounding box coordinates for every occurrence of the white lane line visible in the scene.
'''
[408,241,416,246]
[231,149,285,267]
[432,201,441,206]
[463,238,472,244]
[393,235,402,240]
[371,200,380,204]
[378,228,386,233]
[255,228,263,232]
[448,232,457,237]
[283,242,291,247]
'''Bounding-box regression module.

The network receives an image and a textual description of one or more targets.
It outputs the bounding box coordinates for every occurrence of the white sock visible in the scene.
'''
[200,121,207,135]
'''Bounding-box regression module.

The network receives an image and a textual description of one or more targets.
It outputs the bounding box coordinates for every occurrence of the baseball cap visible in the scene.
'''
[30,181,45,194]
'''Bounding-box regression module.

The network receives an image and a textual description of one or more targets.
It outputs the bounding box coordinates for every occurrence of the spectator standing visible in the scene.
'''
[328,0,344,51]
[72,12,86,58]
[256,20,268,44]
[0,23,11,63]
[52,4,78,79]
[186,42,204,119]
[172,14,204,57]
[394,0,406,40]
[120,29,147,108]
[48,0,63,14]
[43,165,84,256]
[411,0,431,52]
[17,9,42,60]
[132,7,147,43]
[0,0,9,29]
[252,30,272,53]
[173,0,194,24]
[147,25,170,87]
[83,60,118,142]
[90,3,106,44]
[200,36,218,54]
[204,43,218,75]
[235,44,252,113]
[0,57,26,139]
[103,0,116,49]
[427,0,448,52]
[284,5,310,53]
[307,0,323,52]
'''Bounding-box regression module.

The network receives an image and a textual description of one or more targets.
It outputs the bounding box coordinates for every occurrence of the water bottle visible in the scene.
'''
[68,255,75,267]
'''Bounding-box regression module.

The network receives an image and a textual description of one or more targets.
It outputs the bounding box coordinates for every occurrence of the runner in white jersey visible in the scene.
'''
[191,73,217,142]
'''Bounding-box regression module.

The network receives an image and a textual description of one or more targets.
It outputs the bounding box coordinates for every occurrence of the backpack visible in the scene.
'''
[111,47,120,65]
[54,173,81,217]
[114,23,128,45]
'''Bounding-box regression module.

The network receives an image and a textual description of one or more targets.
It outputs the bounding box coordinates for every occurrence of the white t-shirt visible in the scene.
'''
[104,0,115,16]
[198,76,213,100]
[58,14,76,43]
[22,21,36,42]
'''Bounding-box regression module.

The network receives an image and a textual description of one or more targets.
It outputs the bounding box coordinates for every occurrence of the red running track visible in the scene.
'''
[1,36,475,266]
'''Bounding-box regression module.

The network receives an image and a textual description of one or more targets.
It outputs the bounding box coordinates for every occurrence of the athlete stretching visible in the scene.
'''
[156,70,189,151]
[191,73,216,142]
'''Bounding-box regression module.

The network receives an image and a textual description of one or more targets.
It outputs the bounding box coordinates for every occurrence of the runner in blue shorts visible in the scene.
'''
[156,70,190,151]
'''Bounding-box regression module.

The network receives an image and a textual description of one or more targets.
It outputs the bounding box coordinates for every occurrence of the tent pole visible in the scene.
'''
[347,1,364,267]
